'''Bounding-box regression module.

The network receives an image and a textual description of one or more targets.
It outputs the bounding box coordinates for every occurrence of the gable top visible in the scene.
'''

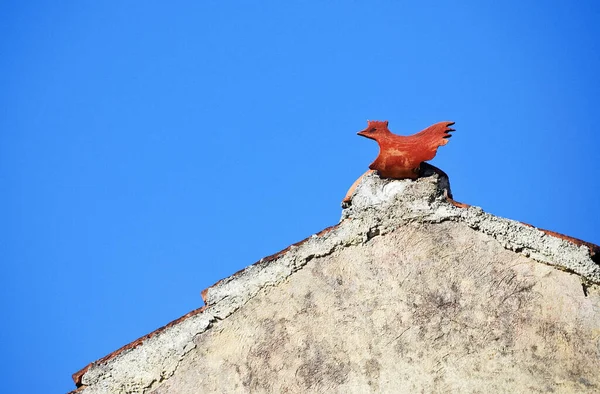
[71,170,599,392]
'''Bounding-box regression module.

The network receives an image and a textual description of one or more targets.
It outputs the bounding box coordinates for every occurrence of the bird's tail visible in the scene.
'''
[412,121,455,146]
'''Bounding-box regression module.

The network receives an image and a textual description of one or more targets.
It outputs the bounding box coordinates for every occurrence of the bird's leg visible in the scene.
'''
[342,170,375,208]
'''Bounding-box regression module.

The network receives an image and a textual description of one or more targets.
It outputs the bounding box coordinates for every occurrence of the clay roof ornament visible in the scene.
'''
[342,120,455,207]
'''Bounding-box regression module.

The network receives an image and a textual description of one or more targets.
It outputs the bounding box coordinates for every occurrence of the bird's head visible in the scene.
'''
[357,120,390,140]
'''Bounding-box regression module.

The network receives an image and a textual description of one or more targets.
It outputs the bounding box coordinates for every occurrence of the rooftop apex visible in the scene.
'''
[71,170,599,393]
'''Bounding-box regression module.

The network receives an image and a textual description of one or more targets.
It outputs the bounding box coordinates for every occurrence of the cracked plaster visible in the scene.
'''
[72,173,600,394]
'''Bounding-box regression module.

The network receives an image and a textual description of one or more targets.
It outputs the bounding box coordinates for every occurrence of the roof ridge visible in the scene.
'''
[71,172,600,392]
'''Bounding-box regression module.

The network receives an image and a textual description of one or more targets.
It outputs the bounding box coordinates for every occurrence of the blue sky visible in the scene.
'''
[1,1,599,392]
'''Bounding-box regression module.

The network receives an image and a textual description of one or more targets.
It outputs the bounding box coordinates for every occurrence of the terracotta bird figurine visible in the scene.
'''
[342,120,455,207]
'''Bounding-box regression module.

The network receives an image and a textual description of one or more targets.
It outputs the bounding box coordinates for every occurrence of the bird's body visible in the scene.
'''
[341,120,455,207]
[357,120,455,179]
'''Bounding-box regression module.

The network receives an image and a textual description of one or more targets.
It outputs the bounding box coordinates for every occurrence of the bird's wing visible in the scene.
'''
[407,121,455,163]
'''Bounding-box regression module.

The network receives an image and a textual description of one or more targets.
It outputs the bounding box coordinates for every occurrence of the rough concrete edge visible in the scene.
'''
[71,307,206,388]
[343,172,600,284]
[70,223,350,394]
[70,173,600,394]
[449,205,600,283]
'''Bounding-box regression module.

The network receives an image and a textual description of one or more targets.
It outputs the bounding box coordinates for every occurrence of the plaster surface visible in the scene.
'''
[73,174,600,394]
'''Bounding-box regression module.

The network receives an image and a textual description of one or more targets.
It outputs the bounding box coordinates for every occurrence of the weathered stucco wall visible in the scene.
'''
[152,222,600,393]
[73,173,600,394]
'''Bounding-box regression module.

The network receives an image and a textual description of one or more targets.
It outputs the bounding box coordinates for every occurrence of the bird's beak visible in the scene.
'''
[357,128,373,139]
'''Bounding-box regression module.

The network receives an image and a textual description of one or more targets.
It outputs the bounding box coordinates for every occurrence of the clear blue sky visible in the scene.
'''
[1,1,599,392]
